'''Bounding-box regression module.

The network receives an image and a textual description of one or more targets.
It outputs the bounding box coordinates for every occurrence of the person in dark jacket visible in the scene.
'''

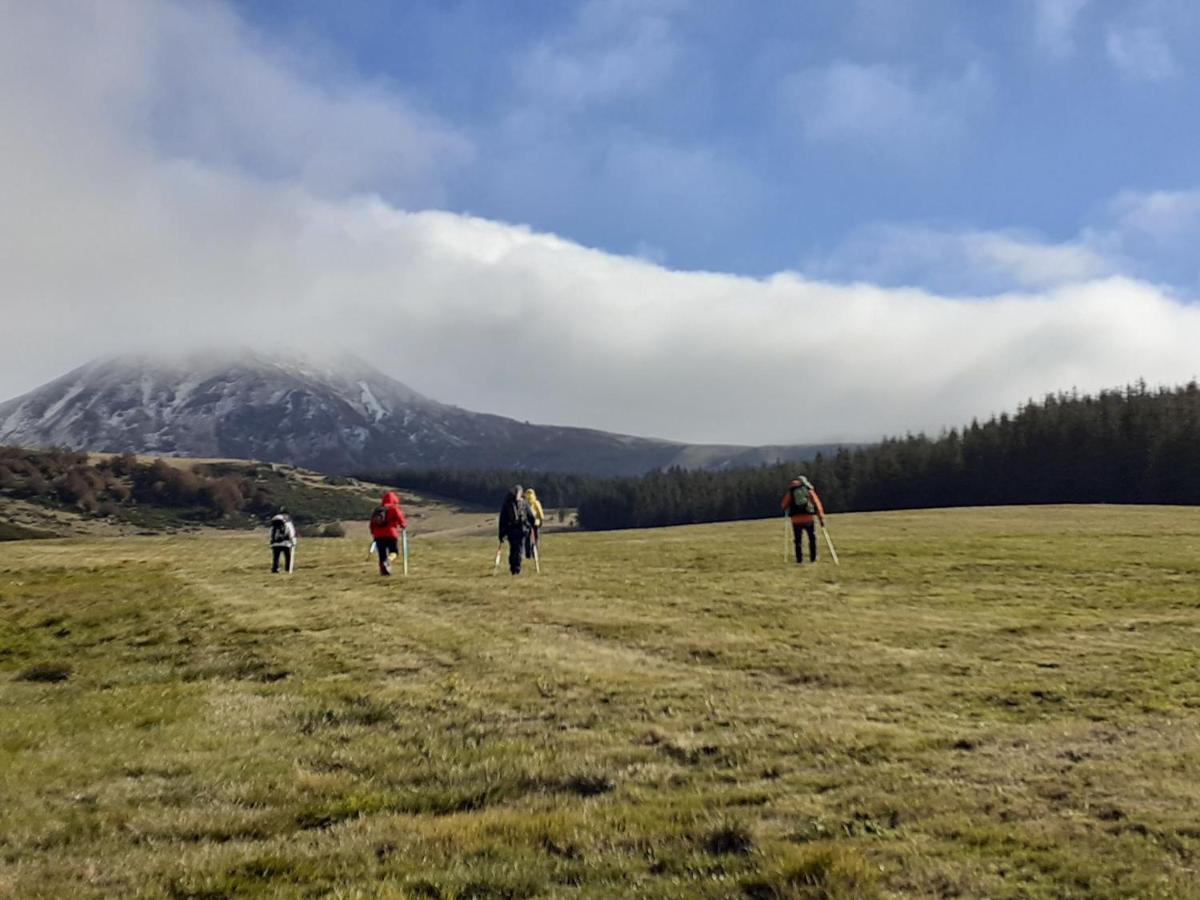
[498,484,535,575]
[369,491,408,576]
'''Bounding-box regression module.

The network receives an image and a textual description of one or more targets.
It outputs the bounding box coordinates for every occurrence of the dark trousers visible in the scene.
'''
[506,529,525,574]
[792,522,817,563]
[271,546,293,573]
[375,537,399,575]
[524,527,539,559]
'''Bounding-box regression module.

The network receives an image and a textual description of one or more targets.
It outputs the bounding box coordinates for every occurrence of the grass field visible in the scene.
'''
[2,506,1200,898]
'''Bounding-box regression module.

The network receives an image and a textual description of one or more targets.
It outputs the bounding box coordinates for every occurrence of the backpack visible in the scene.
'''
[370,506,389,530]
[269,518,288,543]
[505,497,529,533]
[790,484,816,516]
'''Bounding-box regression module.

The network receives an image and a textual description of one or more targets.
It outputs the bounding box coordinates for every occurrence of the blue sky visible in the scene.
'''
[2,0,1200,444]
[223,0,1200,289]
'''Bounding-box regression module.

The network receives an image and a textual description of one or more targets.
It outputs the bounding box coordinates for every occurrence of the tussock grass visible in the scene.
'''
[1,506,1200,896]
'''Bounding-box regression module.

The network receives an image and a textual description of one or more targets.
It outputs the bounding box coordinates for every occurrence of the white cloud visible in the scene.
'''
[1105,25,1179,81]
[781,60,990,152]
[1107,189,1200,239]
[515,0,684,109]
[807,224,1114,293]
[1084,189,1200,288]
[1031,0,1092,59]
[4,1,1200,449]
[3,0,472,203]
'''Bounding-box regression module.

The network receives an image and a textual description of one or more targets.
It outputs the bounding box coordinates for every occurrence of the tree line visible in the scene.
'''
[371,381,1200,530]
[357,467,594,513]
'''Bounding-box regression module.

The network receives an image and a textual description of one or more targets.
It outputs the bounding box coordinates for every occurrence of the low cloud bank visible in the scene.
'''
[1,1,1198,446]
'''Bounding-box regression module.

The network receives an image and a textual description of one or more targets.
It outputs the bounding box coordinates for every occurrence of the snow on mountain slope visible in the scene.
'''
[0,352,836,475]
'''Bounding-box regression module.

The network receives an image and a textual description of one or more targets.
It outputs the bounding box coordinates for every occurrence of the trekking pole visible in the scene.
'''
[783,516,791,563]
[492,541,504,576]
[367,540,376,562]
[402,530,409,576]
[820,521,840,566]
[532,540,540,575]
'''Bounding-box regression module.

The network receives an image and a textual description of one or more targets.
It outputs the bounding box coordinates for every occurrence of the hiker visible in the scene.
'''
[268,511,297,573]
[523,487,545,560]
[498,484,536,575]
[781,475,826,564]
[369,491,408,576]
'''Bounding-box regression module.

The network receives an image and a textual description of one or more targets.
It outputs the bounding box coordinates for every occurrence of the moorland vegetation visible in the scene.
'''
[0,448,376,536]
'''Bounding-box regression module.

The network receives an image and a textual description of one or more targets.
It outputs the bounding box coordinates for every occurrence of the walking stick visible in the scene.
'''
[402,530,409,576]
[492,541,504,576]
[532,540,540,575]
[820,521,840,566]
[783,516,791,563]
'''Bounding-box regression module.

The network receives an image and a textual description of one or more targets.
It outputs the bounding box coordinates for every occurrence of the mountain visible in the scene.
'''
[0,352,843,476]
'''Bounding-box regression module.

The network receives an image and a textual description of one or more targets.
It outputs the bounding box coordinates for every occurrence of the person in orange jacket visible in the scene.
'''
[781,475,826,564]
[369,491,408,576]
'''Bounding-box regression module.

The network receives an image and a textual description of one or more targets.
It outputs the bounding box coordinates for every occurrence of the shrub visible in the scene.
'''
[321,522,346,538]
[108,452,138,476]
[55,469,92,504]
[702,822,754,856]
[25,472,49,496]
[17,662,72,683]
[203,476,245,516]
[743,843,879,900]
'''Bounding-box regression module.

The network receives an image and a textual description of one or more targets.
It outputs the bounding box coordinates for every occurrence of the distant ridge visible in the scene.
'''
[0,352,844,475]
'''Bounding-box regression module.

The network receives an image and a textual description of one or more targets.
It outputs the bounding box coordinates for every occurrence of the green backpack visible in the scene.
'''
[790,484,816,515]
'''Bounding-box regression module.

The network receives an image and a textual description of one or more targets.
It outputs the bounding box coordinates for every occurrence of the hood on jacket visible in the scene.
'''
[381,491,400,506]
[524,488,538,500]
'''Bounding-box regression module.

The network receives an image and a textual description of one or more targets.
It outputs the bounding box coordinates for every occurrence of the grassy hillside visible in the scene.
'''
[2,506,1199,897]
[0,447,393,537]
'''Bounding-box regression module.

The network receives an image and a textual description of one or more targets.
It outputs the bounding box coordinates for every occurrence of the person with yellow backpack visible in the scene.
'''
[523,487,545,562]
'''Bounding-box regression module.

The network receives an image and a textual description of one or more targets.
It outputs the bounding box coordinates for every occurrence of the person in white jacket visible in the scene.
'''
[268,511,297,573]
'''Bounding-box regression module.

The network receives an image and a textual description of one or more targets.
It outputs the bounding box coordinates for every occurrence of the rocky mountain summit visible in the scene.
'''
[0,352,836,475]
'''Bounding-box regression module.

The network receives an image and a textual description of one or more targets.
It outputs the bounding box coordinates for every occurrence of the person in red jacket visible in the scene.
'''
[781,475,826,564]
[369,491,408,576]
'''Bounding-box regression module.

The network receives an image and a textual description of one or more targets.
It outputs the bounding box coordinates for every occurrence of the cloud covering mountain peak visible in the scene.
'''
[3,2,1200,448]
